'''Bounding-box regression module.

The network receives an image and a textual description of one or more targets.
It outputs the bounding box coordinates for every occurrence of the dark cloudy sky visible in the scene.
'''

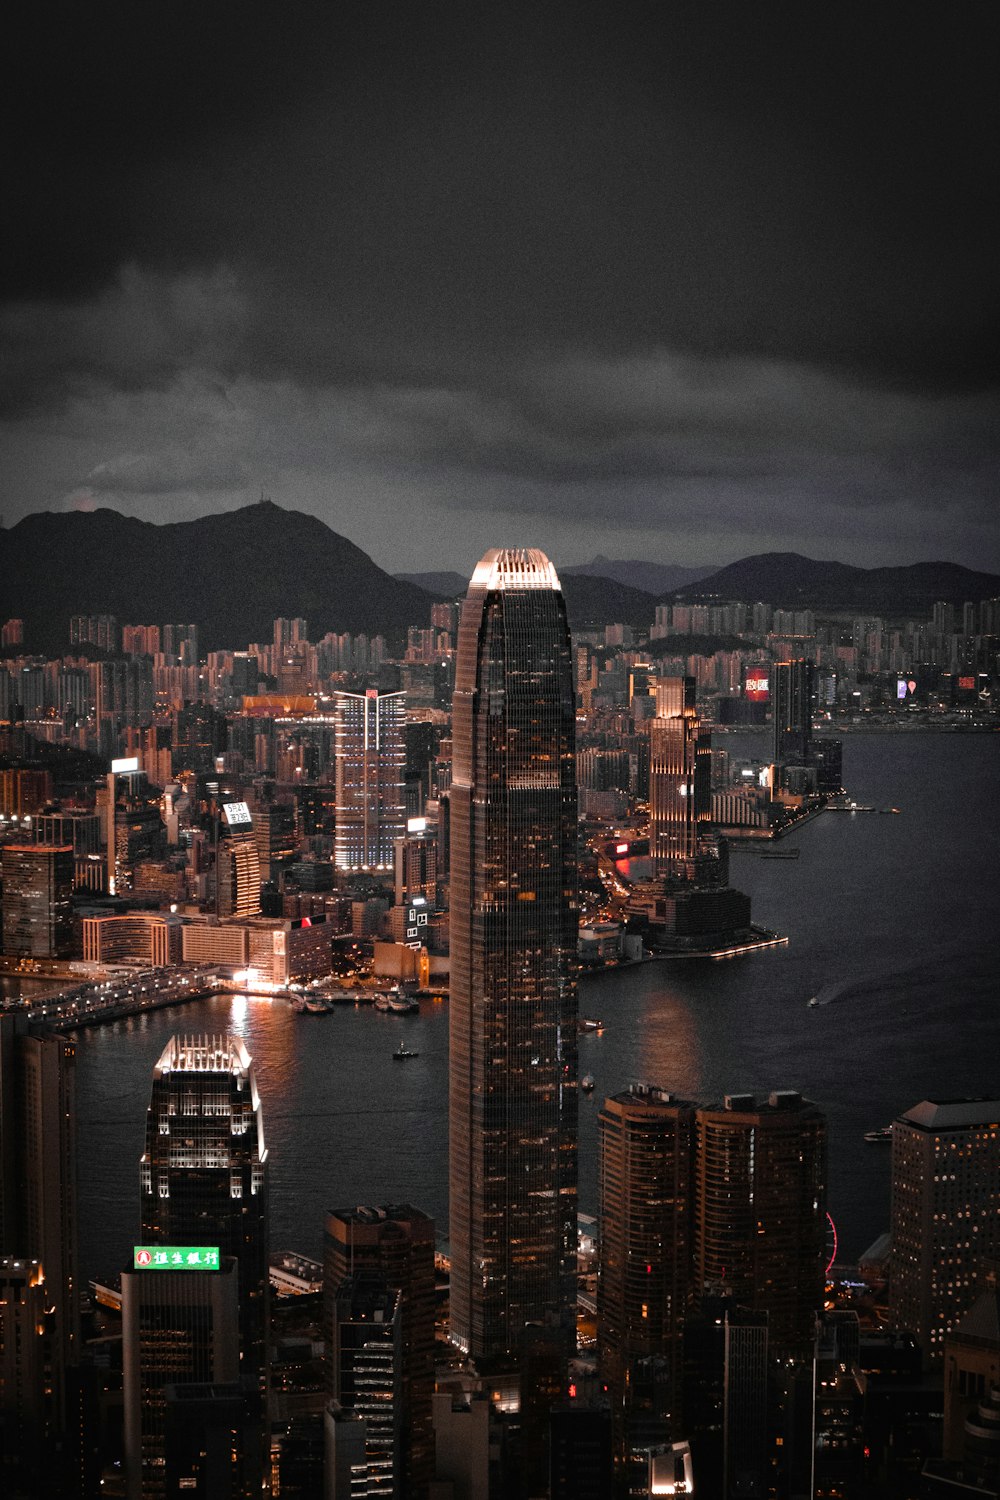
[4,4,998,574]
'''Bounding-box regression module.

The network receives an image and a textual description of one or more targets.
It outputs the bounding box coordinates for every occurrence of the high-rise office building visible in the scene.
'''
[695,1092,827,1356]
[598,1085,695,1459]
[394,826,438,907]
[253,796,298,883]
[323,1204,436,1497]
[0,1256,48,1493]
[449,547,579,1360]
[0,842,74,957]
[890,1098,1000,1366]
[105,761,166,895]
[216,800,261,919]
[548,1403,614,1500]
[771,658,814,766]
[121,1257,240,1500]
[33,810,102,856]
[334,689,407,872]
[648,676,711,875]
[325,1402,370,1498]
[723,1310,770,1500]
[331,1274,404,1499]
[139,1037,269,1398]
[0,1013,79,1417]
[162,1380,263,1499]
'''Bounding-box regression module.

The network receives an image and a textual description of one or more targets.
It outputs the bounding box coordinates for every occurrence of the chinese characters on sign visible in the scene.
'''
[133,1245,221,1270]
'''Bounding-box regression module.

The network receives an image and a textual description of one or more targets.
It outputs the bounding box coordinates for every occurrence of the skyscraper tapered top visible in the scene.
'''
[468,547,563,593]
[449,547,579,1360]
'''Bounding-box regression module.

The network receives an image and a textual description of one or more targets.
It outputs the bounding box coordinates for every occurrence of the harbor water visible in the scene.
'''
[71,731,999,1282]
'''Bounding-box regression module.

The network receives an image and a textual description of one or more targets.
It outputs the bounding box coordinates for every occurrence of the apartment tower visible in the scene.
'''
[695,1091,827,1356]
[890,1098,1000,1366]
[598,1085,695,1460]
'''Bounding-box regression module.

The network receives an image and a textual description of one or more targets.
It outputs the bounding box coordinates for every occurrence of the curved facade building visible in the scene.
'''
[449,548,579,1359]
[695,1091,827,1356]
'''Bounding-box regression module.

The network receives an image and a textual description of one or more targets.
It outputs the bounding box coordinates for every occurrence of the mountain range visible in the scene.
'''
[2,503,997,654]
[559,555,715,594]
[1,502,435,655]
[670,552,1000,617]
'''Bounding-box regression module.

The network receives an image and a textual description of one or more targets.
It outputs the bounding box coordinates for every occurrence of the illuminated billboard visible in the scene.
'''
[222,800,253,827]
[958,676,976,691]
[133,1245,220,1270]
[110,756,140,774]
[897,678,917,700]
[744,675,770,702]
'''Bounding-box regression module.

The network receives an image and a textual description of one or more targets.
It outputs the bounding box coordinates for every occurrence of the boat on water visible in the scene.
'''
[302,997,331,1014]
[374,990,420,1014]
[579,1017,604,1032]
[864,1126,893,1143]
[581,1074,596,1093]
[762,847,800,859]
[807,996,824,1008]
[392,1044,419,1060]
[879,807,902,814]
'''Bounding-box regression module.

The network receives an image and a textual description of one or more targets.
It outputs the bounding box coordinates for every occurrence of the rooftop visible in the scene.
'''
[470,547,561,593]
[899,1098,1000,1132]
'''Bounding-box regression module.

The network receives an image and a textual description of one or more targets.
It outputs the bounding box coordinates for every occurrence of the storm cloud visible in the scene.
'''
[3,3,997,571]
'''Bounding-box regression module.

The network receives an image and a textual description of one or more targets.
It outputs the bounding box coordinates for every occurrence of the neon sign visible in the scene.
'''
[133,1245,220,1270]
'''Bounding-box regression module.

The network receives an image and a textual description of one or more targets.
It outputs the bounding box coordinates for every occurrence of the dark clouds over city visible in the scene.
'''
[3,4,998,573]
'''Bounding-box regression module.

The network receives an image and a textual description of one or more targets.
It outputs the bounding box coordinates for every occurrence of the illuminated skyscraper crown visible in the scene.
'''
[469,547,562,592]
[153,1034,252,1077]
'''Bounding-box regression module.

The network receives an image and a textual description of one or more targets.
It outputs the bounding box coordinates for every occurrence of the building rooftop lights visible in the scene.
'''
[470,547,562,593]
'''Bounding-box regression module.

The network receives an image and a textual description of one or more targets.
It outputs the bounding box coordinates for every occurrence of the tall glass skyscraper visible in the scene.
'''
[139,1036,269,1395]
[648,676,711,875]
[771,658,814,766]
[334,689,407,872]
[449,548,579,1359]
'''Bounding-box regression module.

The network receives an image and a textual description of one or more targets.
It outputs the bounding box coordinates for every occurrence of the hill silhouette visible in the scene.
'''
[1,501,437,653]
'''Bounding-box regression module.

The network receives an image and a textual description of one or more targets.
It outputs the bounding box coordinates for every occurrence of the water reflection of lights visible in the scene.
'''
[633,982,703,1100]
[229,993,249,1032]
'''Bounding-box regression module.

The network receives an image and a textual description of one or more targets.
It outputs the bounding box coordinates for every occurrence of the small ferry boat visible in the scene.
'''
[864,1126,893,1144]
[392,1044,419,1061]
[303,996,331,1014]
[579,1017,605,1032]
[374,989,419,1014]
[581,1074,596,1093]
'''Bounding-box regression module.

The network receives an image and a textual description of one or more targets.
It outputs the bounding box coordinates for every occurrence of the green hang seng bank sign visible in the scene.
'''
[133,1245,220,1270]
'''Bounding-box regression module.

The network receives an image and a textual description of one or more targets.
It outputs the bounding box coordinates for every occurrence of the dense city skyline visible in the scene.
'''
[3,7,999,1493]
[4,7,998,573]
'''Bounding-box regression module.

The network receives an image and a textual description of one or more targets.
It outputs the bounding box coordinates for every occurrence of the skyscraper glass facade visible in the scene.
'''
[334,690,406,871]
[139,1036,269,1396]
[449,548,578,1359]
